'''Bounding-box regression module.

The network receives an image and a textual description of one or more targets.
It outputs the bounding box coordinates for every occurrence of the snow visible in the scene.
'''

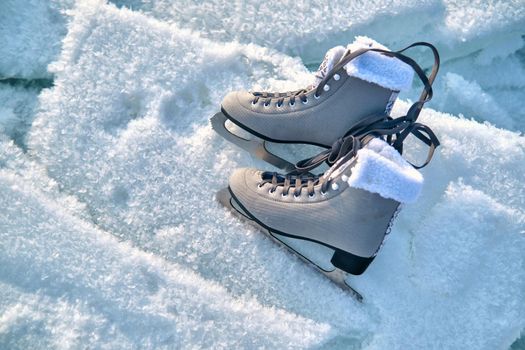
[1,0,524,349]
[0,153,328,349]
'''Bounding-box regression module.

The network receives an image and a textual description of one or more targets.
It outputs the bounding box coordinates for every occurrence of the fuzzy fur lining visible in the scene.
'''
[347,138,423,203]
[344,36,414,91]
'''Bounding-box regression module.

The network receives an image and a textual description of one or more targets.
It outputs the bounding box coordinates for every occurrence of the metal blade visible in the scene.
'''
[211,112,297,172]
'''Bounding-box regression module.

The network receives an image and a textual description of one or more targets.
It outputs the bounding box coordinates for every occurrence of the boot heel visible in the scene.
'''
[330,249,374,275]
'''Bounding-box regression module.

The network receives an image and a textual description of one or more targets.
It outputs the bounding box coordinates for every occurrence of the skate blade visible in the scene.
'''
[211,112,297,172]
[216,188,364,302]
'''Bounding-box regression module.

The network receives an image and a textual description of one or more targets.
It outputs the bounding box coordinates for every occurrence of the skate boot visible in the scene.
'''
[218,135,431,301]
[211,37,439,172]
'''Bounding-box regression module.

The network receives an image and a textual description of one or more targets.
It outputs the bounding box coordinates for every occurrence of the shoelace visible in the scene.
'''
[260,172,331,197]
[297,41,440,172]
[295,113,440,172]
[260,132,366,197]
[259,116,439,197]
[252,89,309,106]
[259,42,441,195]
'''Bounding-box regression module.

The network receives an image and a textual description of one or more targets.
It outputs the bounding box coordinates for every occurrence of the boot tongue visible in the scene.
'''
[311,45,347,88]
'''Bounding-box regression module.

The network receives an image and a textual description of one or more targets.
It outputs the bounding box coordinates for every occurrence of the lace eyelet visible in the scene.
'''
[323,84,330,92]
[301,98,308,105]
[257,183,264,189]
[334,74,340,81]
[308,193,315,198]
[263,102,270,108]
[251,100,257,105]
[289,101,295,106]
[331,183,339,191]
[320,191,327,196]
[281,193,288,197]
[314,93,320,99]
[341,175,349,182]
[276,103,283,108]
[293,193,300,199]
[268,189,275,194]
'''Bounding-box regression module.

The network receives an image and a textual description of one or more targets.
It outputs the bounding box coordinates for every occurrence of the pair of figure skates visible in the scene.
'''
[211,38,440,301]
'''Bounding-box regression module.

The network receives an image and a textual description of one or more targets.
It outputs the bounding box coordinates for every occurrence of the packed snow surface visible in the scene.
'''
[1,0,524,349]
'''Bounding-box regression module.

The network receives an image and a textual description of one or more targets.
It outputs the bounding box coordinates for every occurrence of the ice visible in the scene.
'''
[0,0,74,80]
[3,0,524,129]
[1,0,524,349]
[0,85,40,148]
[439,72,515,130]
[111,0,525,130]
[110,0,524,51]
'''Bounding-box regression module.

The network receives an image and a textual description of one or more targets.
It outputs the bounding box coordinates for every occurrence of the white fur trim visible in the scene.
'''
[344,36,414,91]
[347,138,423,203]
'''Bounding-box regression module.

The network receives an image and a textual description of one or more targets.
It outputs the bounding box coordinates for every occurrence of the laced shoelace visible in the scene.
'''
[260,172,330,197]
[259,42,441,195]
[260,133,365,197]
[252,89,310,106]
